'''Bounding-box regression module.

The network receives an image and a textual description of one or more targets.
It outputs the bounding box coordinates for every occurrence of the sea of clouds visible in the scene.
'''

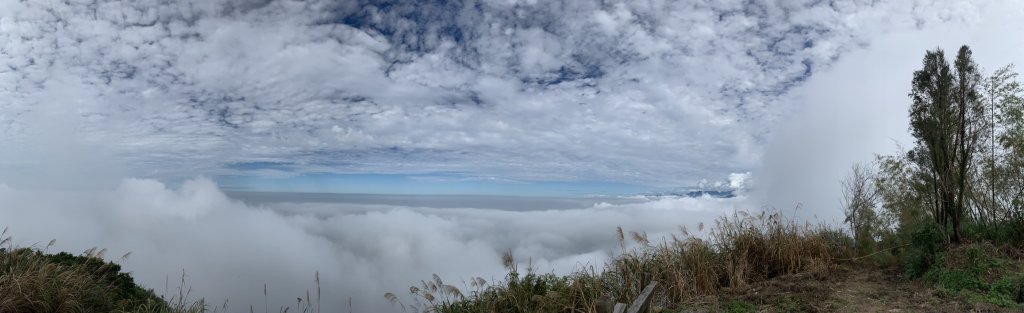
[0,178,748,312]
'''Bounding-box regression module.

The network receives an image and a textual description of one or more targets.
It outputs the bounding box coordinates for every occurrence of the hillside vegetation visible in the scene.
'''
[0,227,214,313]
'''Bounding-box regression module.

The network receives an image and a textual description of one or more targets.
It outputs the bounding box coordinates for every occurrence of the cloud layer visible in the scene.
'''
[0,0,992,186]
[0,177,745,312]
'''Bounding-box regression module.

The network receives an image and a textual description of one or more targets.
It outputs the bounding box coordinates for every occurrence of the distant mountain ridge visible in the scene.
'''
[639,188,738,199]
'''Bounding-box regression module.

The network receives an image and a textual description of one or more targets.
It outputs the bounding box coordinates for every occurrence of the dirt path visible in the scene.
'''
[706,264,1013,312]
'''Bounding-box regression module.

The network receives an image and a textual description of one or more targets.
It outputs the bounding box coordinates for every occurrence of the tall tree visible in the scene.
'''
[874,150,935,238]
[993,66,1024,216]
[908,45,984,243]
[978,65,1022,223]
[841,163,879,255]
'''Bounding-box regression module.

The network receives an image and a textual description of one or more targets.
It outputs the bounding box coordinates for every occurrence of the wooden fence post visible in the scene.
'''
[626,281,658,313]
[603,281,659,313]
[611,303,627,313]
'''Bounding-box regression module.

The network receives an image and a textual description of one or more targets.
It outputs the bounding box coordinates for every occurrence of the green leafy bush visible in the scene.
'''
[722,300,755,313]
[903,222,943,278]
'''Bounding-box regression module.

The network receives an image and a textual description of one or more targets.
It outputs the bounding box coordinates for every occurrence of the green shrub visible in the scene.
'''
[404,260,605,313]
[917,243,1024,308]
[962,218,1024,245]
[929,268,986,292]
[722,300,755,313]
[986,276,1024,307]
[904,222,943,278]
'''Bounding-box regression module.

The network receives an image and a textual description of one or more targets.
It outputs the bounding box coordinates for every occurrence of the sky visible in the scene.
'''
[3,0,1024,312]
[4,0,1018,196]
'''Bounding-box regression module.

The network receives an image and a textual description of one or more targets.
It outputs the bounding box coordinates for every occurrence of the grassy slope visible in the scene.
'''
[0,228,212,313]
[397,209,851,312]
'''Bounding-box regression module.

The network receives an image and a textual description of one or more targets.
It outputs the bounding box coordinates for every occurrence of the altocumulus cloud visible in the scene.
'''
[0,0,990,186]
[0,177,745,311]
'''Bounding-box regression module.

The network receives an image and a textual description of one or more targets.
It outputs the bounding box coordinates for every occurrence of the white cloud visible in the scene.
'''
[728,172,749,189]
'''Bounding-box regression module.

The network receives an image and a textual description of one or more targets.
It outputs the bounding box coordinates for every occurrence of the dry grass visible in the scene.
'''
[0,246,108,312]
[713,210,846,288]
[609,208,850,307]
[0,228,132,313]
[397,254,605,313]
